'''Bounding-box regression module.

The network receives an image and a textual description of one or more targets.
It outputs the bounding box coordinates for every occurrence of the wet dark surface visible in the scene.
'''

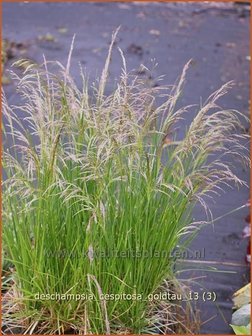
[2,2,250,334]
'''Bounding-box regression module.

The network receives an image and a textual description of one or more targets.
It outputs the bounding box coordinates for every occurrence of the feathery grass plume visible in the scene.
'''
[2,30,250,334]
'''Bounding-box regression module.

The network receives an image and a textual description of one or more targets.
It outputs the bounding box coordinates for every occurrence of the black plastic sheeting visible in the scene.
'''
[2,2,250,334]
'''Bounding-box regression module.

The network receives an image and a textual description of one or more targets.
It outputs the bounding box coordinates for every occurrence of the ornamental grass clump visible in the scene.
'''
[2,31,249,334]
